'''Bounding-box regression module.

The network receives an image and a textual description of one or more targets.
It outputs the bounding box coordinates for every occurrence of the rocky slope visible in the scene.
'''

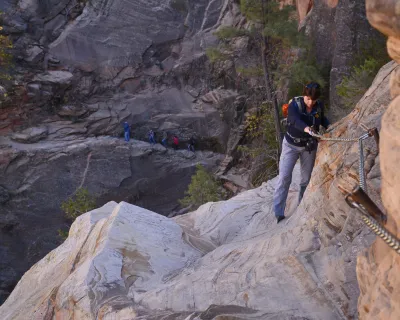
[1,0,241,302]
[356,1,400,319]
[0,0,246,148]
[0,61,396,318]
[0,137,223,303]
[0,168,342,320]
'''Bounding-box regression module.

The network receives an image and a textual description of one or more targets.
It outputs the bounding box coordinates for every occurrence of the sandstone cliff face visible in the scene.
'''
[356,1,400,319]
[301,0,384,119]
[0,62,396,318]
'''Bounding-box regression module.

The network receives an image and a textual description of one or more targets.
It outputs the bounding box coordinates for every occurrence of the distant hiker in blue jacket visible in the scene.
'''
[162,131,168,147]
[273,82,330,224]
[148,130,156,144]
[123,122,131,142]
[188,136,195,152]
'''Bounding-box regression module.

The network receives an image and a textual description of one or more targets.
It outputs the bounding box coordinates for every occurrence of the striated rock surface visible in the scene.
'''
[0,137,222,303]
[0,62,396,318]
[1,168,343,320]
[301,0,384,118]
[10,126,48,143]
[0,0,244,148]
[356,1,400,319]
[0,0,383,137]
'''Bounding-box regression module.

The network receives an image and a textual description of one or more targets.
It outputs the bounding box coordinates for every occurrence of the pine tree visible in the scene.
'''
[0,12,12,81]
[180,164,221,208]
[61,188,96,220]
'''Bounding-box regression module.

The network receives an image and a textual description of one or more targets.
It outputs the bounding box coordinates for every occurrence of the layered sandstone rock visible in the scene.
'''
[0,137,222,303]
[356,1,400,319]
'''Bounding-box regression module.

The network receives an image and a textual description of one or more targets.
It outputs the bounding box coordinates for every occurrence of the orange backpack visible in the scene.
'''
[282,103,289,118]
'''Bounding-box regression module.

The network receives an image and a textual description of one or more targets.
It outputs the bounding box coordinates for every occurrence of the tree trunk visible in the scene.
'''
[260,0,282,158]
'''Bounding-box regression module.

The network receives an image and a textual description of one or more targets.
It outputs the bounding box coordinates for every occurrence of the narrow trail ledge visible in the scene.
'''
[0,61,397,319]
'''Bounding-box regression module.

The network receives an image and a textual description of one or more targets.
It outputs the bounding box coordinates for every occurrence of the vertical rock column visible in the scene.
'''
[357,1,400,319]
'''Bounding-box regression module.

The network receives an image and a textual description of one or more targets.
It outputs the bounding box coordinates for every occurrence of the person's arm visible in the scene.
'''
[287,99,311,134]
[319,102,330,129]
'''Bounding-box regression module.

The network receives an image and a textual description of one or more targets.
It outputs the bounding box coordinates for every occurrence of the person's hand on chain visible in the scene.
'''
[304,126,316,135]
[304,126,319,139]
[304,126,312,135]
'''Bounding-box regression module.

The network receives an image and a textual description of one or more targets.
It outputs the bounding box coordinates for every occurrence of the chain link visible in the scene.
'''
[309,129,400,255]
[359,138,367,193]
[310,132,358,142]
[351,202,400,254]
[310,131,369,191]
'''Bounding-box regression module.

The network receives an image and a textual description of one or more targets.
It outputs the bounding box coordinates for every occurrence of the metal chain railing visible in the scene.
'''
[309,128,400,255]
[349,201,400,254]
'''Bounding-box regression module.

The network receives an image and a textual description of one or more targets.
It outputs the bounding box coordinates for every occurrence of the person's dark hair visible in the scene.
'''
[303,82,321,100]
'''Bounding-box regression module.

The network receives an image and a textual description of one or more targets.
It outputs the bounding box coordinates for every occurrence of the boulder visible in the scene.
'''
[33,71,73,86]
[57,105,88,118]
[24,46,44,63]
[11,126,48,143]
[0,201,202,320]
[43,14,66,43]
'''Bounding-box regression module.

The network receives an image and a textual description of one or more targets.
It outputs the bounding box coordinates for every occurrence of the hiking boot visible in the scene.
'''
[277,216,285,224]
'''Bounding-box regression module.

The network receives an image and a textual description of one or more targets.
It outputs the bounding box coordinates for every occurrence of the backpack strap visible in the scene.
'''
[293,97,303,114]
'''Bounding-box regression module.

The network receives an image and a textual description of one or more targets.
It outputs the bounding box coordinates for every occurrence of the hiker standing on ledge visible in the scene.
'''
[123,122,131,142]
[274,82,330,223]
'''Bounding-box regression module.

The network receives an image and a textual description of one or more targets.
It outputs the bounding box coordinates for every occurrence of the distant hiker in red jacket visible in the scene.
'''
[173,135,179,150]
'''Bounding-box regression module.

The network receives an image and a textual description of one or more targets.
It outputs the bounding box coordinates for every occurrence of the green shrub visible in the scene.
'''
[239,103,279,186]
[214,27,248,41]
[206,47,229,63]
[57,229,69,241]
[180,164,222,208]
[337,35,390,109]
[0,13,13,81]
[244,104,278,146]
[337,57,384,109]
[61,188,96,220]
[285,59,327,98]
[236,66,264,77]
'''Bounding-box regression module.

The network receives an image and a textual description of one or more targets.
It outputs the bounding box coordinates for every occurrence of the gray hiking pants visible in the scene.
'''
[273,137,317,217]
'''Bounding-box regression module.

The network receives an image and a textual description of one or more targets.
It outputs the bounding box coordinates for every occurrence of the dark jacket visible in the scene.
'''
[285,97,329,146]
[123,122,130,133]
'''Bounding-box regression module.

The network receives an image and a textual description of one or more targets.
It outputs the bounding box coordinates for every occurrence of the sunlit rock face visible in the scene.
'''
[356,0,400,319]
